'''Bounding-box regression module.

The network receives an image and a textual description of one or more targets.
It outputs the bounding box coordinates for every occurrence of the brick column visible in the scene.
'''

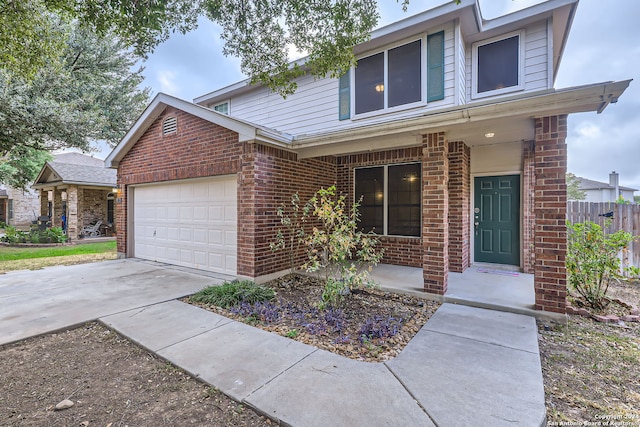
[40,190,49,218]
[67,186,79,239]
[52,188,63,227]
[534,116,568,313]
[116,182,127,256]
[448,141,470,273]
[237,142,257,278]
[422,132,449,294]
[522,140,536,274]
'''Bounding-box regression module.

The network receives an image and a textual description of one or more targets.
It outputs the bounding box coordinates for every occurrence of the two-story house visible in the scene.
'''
[106,0,630,314]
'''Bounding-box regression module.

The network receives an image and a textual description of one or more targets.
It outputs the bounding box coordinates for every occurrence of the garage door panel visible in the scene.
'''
[133,176,237,275]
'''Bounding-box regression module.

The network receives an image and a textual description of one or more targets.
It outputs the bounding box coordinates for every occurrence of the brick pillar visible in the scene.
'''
[67,186,79,239]
[448,141,470,273]
[422,132,449,294]
[522,140,536,274]
[116,182,126,256]
[534,116,568,313]
[40,190,48,218]
[52,188,63,228]
[237,142,257,278]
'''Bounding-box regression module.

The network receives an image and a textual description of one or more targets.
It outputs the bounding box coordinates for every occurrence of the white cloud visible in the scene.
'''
[157,70,180,96]
[575,122,602,139]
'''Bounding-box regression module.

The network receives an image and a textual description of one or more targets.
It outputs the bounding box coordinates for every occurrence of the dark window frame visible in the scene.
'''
[354,162,422,237]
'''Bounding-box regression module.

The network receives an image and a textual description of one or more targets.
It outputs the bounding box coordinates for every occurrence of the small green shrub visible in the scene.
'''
[566,220,636,309]
[190,280,275,308]
[1,226,67,244]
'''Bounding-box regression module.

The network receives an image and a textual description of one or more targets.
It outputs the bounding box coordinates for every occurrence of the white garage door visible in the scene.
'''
[133,176,237,275]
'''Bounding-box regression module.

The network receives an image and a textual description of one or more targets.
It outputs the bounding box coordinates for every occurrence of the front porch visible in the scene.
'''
[369,263,558,319]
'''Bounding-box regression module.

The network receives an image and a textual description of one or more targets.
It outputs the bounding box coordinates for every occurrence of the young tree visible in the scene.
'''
[566,173,586,201]
[0,17,150,188]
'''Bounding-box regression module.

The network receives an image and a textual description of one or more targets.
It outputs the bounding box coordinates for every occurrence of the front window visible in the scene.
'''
[355,40,422,115]
[472,32,523,98]
[355,163,421,237]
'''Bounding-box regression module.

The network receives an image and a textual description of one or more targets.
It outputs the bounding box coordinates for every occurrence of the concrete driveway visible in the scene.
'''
[0,259,219,346]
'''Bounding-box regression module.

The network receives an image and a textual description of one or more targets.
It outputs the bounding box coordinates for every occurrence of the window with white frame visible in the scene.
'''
[472,32,524,98]
[213,101,229,115]
[355,163,421,237]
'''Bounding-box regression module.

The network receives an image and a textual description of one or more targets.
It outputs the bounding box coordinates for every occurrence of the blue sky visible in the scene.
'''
[103,0,640,191]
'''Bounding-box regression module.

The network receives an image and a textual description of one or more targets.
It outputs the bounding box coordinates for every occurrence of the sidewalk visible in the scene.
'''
[102,301,547,426]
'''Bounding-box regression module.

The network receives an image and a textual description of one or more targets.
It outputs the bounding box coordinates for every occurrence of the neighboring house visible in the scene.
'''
[574,172,637,202]
[0,185,40,228]
[33,152,117,239]
[106,0,631,314]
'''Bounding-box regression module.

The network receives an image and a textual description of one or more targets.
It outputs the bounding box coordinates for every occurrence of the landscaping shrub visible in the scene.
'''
[190,280,275,308]
[1,226,67,244]
[566,220,636,309]
[303,186,384,308]
[358,316,403,343]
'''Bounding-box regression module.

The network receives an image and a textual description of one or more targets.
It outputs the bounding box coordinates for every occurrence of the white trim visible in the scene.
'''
[546,18,554,89]
[471,30,525,100]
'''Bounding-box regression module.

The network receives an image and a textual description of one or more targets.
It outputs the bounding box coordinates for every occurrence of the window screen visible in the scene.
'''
[477,35,519,93]
[388,40,422,108]
[355,167,384,233]
[355,52,384,114]
[388,164,421,236]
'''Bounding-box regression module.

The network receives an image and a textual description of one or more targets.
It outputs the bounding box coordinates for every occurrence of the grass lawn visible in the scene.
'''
[0,241,116,261]
[0,241,117,273]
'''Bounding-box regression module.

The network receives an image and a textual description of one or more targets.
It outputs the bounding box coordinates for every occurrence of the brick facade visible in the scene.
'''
[522,140,536,274]
[448,141,470,273]
[116,106,243,257]
[240,144,336,277]
[336,148,424,268]
[422,132,449,294]
[533,115,568,313]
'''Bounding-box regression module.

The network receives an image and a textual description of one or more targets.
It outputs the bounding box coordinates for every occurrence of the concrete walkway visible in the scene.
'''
[1,260,547,426]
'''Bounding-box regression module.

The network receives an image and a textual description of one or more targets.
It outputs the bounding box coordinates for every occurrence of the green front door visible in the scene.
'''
[474,175,520,265]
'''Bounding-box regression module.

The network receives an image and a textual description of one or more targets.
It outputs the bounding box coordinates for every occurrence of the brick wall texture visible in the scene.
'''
[533,115,568,313]
[115,105,568,313]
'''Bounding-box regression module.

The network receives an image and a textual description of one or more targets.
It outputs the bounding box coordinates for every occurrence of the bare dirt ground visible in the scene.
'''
[538,279,640,425]
[0,323,272,426]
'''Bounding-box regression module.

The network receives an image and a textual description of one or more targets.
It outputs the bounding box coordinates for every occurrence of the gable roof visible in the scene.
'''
[577,177,637,192]
[105,93,293,168]
[33,154,116,188]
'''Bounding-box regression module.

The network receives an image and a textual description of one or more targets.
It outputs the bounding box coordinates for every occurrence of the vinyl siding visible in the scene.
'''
[216,24,456,135]
[465,19,550,101]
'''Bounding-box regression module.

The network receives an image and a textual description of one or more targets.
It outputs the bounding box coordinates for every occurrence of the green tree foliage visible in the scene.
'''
[0,147,52,189]
[566,173,586,201]
[0,17,149,188]
[1,1,460,97]
[566,220,635,310]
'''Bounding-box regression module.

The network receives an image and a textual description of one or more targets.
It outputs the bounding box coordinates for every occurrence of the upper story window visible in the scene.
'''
[347,32,445,118]
[213,101,229,115]
[472,31,524,98]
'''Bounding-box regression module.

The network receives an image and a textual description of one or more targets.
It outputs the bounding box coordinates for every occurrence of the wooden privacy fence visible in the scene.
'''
[566,201,640,269]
